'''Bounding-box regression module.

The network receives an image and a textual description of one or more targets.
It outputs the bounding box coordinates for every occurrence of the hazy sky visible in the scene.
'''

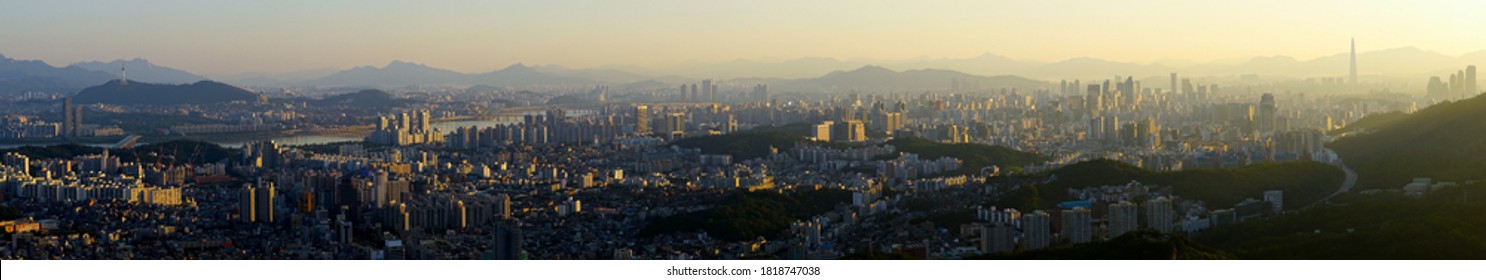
[2,0,1483,75]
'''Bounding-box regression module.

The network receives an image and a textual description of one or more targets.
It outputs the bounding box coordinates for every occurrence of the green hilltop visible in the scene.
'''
[1329,92,1486,190]
[996,159,1343,211]
[972,231,1237,260]
[73,80,261,105]
[1196,183,1486,259]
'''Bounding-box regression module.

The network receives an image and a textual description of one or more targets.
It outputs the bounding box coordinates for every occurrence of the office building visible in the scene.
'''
[812,121,833,142]
[831,120,866,142]
[635,105,650,135]
[1258,93,1277,133]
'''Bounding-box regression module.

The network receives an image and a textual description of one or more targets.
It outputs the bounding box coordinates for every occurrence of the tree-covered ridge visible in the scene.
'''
[0,139,235,165]
[999,159,1343,211]
[1196,183,1486,259]
[638,189,851,242]
[883,137,1047,175]
[1329,93,1486,190]
[73,80,261,105]
[1329,111,1407,135]
[971,231,1236,260]
[671,132,806,160]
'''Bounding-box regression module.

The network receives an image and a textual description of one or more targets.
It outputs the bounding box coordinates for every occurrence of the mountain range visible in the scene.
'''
[1,53,117,94]
[1330,91,1486,190]
[4,46,1483,94]
[71,58,208,84]
[73,80,261,105]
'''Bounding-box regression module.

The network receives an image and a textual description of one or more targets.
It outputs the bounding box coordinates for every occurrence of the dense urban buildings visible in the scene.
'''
[1,31,1482,262]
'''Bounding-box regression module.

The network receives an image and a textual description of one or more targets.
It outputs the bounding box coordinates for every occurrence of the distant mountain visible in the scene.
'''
[218,68,341,86]
[70,58,207,84]
[0,54,116,94]
[73,80,261,105]
[998,159,1343,211]
[310,89,411,107]
[1330,93,1486,190]
[666,57,863,79]
[647,47,1486,80]
[530,65,653,84]
[1024,57,1174,79]
[470,63,598,86]
[781,65,1050,91]
[300,61,601,87]
[304,61,469,86]
[615,79,669,90]
[891,53,1039,76]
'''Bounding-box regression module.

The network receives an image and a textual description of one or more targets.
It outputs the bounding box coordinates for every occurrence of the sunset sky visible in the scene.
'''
[2,0,1482,75]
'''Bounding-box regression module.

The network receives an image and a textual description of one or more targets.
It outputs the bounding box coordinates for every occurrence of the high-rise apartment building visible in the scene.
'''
[1145,196,1174,233]
[1020,210,1052,250]
[1061,207,1093,244]
[1107,201,1139,239]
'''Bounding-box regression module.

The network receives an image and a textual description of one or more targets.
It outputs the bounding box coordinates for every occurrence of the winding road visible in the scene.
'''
[1303,149,1357,210]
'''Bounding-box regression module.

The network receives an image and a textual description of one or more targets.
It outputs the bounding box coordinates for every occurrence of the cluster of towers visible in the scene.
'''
[60,97,84,138]
[679,80,719,102]
[1428,65,1478,99]
[365,110,443,146]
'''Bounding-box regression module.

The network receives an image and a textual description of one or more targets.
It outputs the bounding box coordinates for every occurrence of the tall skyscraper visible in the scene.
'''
[62,97,74,138]
[256,181,276,223]
[497,193,512,220]
[374,170,389,207]
[1468,65,1478,95]
[60,97,82,138]
[1170,73,1178,95]
[1258,93,1277,133]
[634,105,650,135]
[239,184,256,223]
[1350,38,1358,84]
[1452,72,1464,96]
[1428,76,1449,97]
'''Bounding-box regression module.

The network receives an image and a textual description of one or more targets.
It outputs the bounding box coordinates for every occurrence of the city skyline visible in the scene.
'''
[4,0,1486,266]
[2,1,1484,75]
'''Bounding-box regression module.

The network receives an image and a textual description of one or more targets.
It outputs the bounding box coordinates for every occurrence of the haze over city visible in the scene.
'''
[3,0,1484,76]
